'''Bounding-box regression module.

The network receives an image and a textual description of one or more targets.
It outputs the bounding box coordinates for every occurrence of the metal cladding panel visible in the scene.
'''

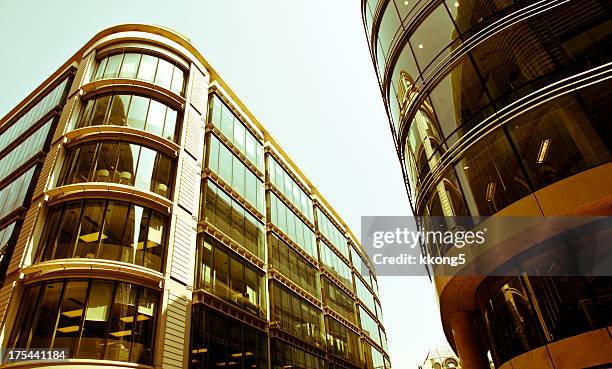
[177,155,199,215]
[162,292,189,369]
[33,144,58,198]
[184,108,205,162]
[189,68,208,115]
[170,215,196,286]
[0,282,14,328]
[6,205,39,275]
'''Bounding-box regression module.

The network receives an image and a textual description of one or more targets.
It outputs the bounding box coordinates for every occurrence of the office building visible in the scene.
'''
[0,24,390,369]
[362,0,612,368]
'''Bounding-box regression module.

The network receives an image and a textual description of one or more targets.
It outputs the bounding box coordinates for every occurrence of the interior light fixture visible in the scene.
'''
[486,182,496,202]
[537,138,551,163]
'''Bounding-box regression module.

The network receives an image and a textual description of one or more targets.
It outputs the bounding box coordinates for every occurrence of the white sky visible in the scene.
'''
[0,0,447,366]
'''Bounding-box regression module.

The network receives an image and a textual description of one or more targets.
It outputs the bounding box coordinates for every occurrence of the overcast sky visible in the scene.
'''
[0,1,447,366]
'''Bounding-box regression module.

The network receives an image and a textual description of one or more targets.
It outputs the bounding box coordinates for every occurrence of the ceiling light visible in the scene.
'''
[537,138,551,163]
[61,309,83,318]
[56,325,79,333]
[486,182,496,202]
[418,44,424,49]
[404,0,409,5]
[454,1,459,7]
[463,165,469,170]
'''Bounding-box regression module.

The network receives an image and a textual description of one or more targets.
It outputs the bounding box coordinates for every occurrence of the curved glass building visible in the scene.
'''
[362,1,612,368]
[0,25,390,369]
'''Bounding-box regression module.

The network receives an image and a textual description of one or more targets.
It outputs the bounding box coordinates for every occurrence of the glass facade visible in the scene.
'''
[92,51,185,95]
[316,208,349,258]
[476,276,612,367]
[366,0,612,366]
[77,93,179,142]
[209,95,264,171]
[325,316,360,364]
[268,156,313,221]
[270,339,325,369]
[0,79,67,153]
[35,199,167,271]
[0,167,36,221]
[0,118,53,183]
[268,233,320,297]
[208,135,265,213]
[59,140,175,198]
[319,242,352,289]
[270,281,324,347]
[203,181,266,259]
[269,193,317,259]
[8,279,158,364]
[190,305,268,369]
[195,235,266,317]
[321,277,357,324]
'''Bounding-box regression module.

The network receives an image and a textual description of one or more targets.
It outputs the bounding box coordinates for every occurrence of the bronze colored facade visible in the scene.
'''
[0,25,390,369]
[362,0,612,368]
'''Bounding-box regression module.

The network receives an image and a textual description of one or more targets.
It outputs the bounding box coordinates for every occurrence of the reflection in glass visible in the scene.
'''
[78,93,179,141]
[9,279,158,365]
[36,199,167,271]
[61,140,175,198]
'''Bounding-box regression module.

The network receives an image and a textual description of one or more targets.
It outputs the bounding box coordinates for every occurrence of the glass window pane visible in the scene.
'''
[119,53,141,79]
[122,205,148,266]
[145,100,166,137]
[103,54,123,79]
[137,55,158,83]
[74,200,106,258]
[155,59,174,90]
[69,143,97,184]
[54,281,88,352]
[163,108,178,141]
[108,95,131,126]
[454,128,529,215]
[100,201,130,261]
[52,202,83,259]
[79,280,114,359]
[90,95,111,126]
[29,282,63,348]
[409,4,457,72]
[378,3,401,56]
[145,212,165,271]
[116,143,138,185]
[170,66,184,95]
[134,147,155,192]
[126,96,150,130]
[104,282,137,361]
[95,142,118,183]
[152,153,172,198]
[94,58,108,81]
[132,287,157,364]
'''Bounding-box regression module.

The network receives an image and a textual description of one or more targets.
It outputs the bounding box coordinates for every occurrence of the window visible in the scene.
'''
[409,4,457,73]
[0,78,68,154]
[195,236,266,317]
[207,95,264,171]
[35,199,168,271]
[207,135,265,213]
[190,305,268,369]
[0,118,53,183]
[8,279,159,365]
[359,306,382,347]
[203,181,265,259]
[270,281,323,346]
[267,157,313,220]
[60,140,175,198]
[77,93,180,141]
[0,167,36,221]
[322,277,356,324]
[269,193,317,259]
[316,208,349,258]
[320,242,352,288]
[270,338,324,369]
[268,233,320,297]
[326,316,360,364]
